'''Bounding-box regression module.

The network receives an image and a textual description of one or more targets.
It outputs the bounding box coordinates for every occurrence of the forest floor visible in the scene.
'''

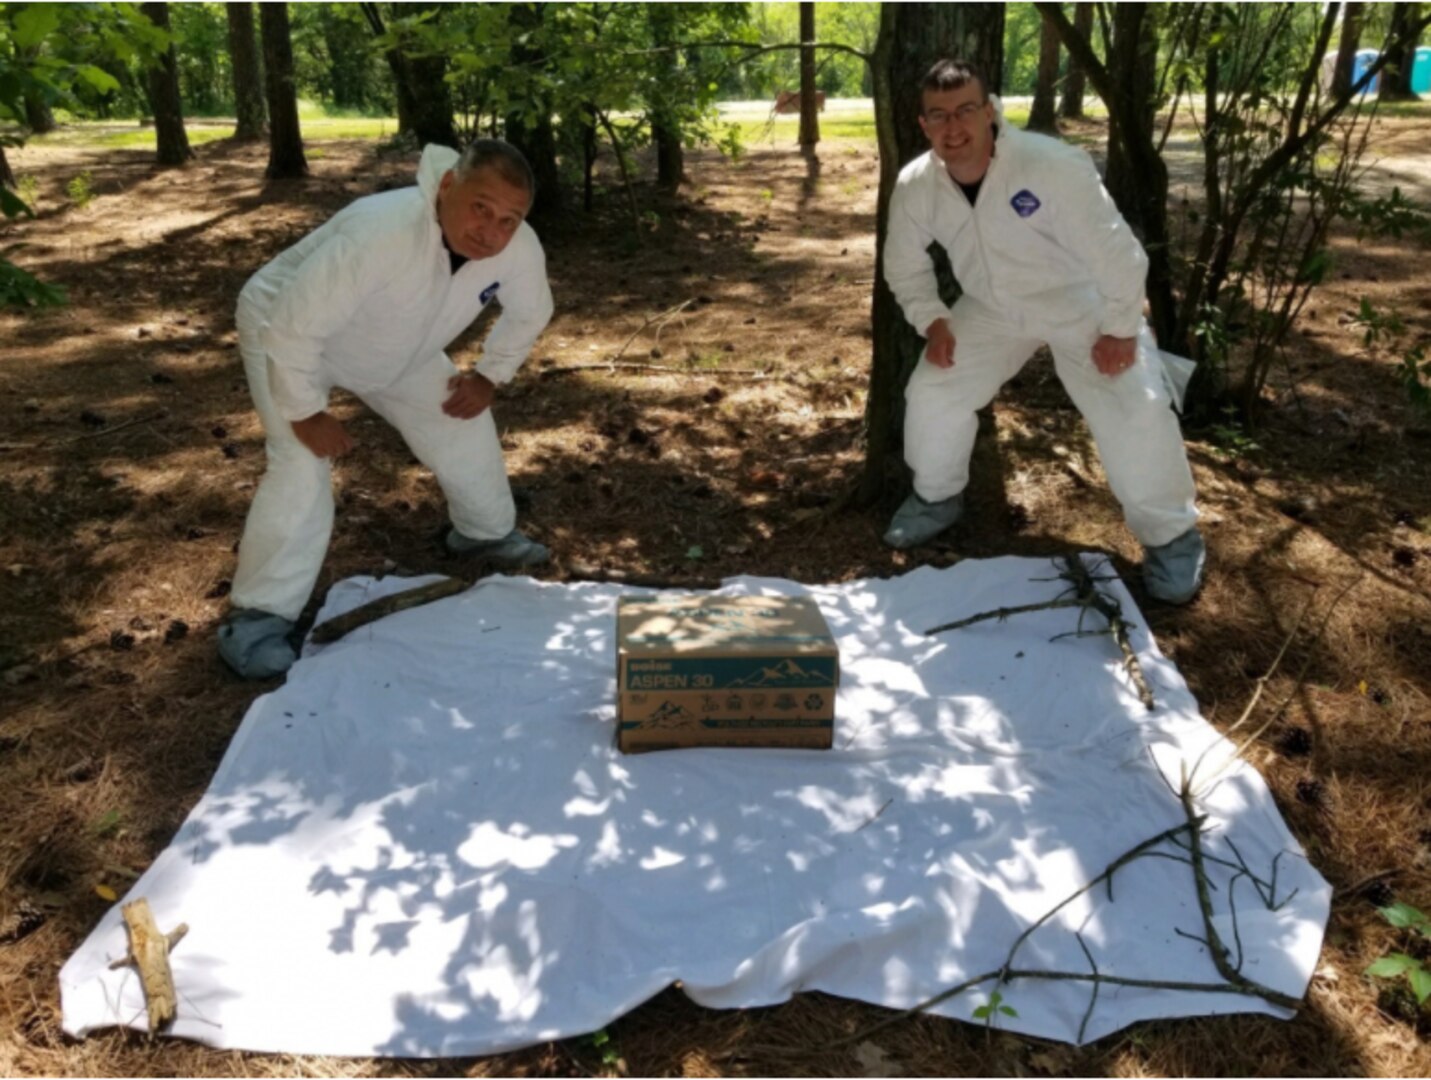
[1,108,1430,1077]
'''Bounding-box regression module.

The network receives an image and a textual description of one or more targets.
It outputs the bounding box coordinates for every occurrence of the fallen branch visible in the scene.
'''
[109,899,187,1033]
[542,361,771,378]
[309,576,468,645]
[924,554,1156,710]
[926,598,1085,636]
[1058,554,1155,710]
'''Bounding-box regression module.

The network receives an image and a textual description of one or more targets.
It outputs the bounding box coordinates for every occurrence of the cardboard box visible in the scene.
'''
[616,594,839,753]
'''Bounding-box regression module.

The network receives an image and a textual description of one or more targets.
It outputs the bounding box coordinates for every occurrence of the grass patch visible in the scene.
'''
[31,115,398,151]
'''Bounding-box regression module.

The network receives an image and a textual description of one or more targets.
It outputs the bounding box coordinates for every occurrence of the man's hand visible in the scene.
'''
[443,371,496,420]
[924,318,956,368]
[1092,334,1137,377]
[291,411,354,459]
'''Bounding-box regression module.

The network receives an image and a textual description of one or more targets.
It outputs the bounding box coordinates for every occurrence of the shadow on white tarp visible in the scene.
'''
[59,556,1330,1057]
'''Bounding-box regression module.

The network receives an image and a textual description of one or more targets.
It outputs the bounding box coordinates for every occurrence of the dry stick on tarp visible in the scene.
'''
[543,361,772,378]
[107,898,188,1033]
[813,794,1301,1056]
[924,554,1156,710]
[308,576,468,645]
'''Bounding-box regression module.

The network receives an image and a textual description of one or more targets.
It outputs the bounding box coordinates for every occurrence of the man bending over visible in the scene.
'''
[219,139,554,678]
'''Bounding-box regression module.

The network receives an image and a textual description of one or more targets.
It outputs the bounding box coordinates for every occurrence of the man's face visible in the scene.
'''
[919,81,995,179]
[436,166,531,261]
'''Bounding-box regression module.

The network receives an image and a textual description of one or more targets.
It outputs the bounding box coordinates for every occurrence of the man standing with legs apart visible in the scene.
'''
[882,60,1204,604]
[219,139,554,679]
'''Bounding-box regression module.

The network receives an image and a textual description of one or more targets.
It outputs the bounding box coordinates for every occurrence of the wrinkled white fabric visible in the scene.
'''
[230,145,549,620]
[884,100,1198,547]
[61,560,1328,1056]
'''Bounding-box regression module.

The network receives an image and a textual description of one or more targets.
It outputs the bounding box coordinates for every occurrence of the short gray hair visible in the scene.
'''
[454,138,536,200]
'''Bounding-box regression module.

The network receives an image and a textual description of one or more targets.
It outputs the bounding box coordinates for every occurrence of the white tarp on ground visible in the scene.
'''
[60,557,1330,1057]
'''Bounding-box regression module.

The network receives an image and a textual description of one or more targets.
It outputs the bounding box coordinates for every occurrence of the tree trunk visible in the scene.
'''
[1027,9,1062,132]
[23,87,56,135]
[650,3,684,190]
[140,3,193,166]
[1380,3,1421,100]
[1,145,15,190]
[1059,2,1093,118]
[861,3,1005,507]
[226,2,268,140]
[799,2,820,154]
[503,3,561,217]
[260,2,307,179]
[359,2,455,147]
[1331,3,1365,99]
[400,4,457,147]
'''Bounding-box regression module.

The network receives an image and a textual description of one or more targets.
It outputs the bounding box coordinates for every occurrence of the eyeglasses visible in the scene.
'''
[922,102,987,127]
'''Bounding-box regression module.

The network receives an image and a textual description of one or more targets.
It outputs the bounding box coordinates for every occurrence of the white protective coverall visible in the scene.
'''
[232,144,554,621]
[884,99,1198,549]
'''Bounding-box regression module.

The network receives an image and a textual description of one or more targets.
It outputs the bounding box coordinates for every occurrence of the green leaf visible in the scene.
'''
[971,1004,991,1019]
[999,1005,1018,1017]
[1365,953,1417,978]
[92,809,122,837]
[1378,903,1431,932]
[685,545,704,561]
[76,65,121,95]
[0,186,34,220]
[1410,966,1431,1005]
[14,4,62,49]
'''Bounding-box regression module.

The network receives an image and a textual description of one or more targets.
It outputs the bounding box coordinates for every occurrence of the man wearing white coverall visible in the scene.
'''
[883,59,1205,604]
[219,140,554,679]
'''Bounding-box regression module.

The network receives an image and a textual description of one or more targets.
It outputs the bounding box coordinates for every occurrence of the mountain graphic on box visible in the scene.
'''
[643,700,695,728]
[728,658,834,688]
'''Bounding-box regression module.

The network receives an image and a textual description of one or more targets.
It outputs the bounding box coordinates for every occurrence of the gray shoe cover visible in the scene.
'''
[445,526,551,567]
[218,609,297,679]
[1143,527,1206,605]
[883,491,965,549]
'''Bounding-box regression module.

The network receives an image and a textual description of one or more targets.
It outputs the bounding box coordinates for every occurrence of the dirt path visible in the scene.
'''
[1,116,1429,1077]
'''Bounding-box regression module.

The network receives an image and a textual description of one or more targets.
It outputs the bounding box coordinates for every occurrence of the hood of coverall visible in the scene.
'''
[416,143,461,209]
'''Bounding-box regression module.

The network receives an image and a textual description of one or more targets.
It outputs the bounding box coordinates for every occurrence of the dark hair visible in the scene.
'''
[921,59,988,104]
[455,138,536,199]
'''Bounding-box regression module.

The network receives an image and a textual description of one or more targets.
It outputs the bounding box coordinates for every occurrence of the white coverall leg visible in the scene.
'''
[358,351,516,545]
[230,298,335,623]
[1048,323,1199,549]
[903,298,1198,549]
[231,321,517,623]
[903,297,1040,504]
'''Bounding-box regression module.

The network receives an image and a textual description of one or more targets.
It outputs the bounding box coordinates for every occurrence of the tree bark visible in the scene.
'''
[140,3,193,166]
[226,2,268,140]
[1331,3,1365,99]
[23,86,56,135]
[1027,9,1062,132]
[1035,3,1177,351]
[799,2,820,154]
[503,3,561,217]
[1380,3,1421,100]
[861,3,1005,506]
[260,2,307,179]
[650,3,684,190]
[0,145,15,190]
[359,2,456,147]
[1059,2,1093,118]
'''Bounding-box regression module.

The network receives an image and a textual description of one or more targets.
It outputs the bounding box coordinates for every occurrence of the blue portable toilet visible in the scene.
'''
[1352,48,1381,94]
[1412,46,1431,95]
